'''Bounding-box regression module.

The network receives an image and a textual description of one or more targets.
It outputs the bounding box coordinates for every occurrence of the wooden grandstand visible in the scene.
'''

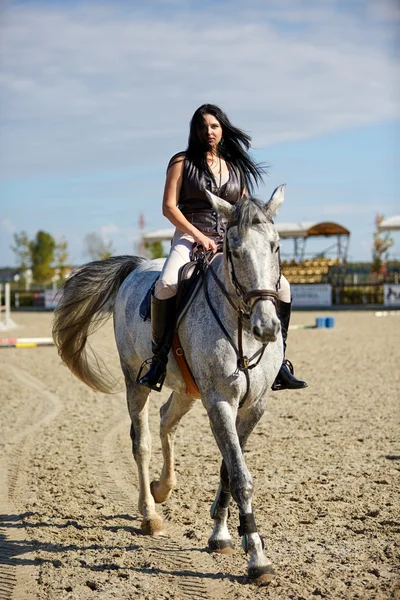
[281,257,341,284]
[277,220,350,284]
[142,219,350,285]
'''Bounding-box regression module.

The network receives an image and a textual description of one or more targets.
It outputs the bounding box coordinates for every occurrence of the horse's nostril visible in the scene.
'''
[253,325,262,338]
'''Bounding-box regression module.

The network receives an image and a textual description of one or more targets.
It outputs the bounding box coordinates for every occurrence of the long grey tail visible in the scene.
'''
[52,255,145,393]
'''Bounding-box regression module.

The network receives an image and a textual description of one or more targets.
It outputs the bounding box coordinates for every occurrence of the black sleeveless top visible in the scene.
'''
[168,152,243,236]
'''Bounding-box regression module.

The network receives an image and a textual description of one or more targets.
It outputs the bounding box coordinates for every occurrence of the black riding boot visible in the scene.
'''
[137,294,176,392]
[272,300,308,391]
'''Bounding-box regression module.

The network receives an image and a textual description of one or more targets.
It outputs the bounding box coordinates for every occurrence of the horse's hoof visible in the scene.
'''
[247,564,275,586]
[150,480,172,504]
[141,514,164,536]
[207,538,235,555]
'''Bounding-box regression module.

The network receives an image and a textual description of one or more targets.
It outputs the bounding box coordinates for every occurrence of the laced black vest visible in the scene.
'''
[169,152,243,237]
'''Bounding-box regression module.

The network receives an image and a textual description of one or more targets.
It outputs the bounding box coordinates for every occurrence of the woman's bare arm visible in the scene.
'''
[162,158,217,252]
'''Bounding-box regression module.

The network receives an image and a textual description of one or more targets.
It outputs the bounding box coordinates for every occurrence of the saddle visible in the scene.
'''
[139,246,221,397]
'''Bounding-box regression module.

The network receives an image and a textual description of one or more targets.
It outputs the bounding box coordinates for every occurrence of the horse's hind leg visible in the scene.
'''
[122,362,164,536]
[151,391,196,503]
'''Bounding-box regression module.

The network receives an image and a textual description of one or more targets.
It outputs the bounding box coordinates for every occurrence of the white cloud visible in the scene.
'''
[100,223,119,241]
[0,0,398,177]
[98,223,141,256]
[0,218,15,233]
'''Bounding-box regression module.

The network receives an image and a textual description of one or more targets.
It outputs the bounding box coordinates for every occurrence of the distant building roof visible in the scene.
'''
[378,216,400,232]
[276,221,350,238]
[143,228,175,242]
[142,221,350,243]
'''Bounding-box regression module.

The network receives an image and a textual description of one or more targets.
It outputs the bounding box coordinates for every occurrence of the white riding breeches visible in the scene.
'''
[154,229,196,300]
[154,227,292,303]
[278,273,291,303]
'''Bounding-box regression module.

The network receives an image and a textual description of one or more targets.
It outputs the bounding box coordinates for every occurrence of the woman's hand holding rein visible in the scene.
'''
[192,232,217,253]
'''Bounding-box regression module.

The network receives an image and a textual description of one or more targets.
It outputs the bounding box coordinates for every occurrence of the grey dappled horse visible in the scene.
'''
[53,186,285,584]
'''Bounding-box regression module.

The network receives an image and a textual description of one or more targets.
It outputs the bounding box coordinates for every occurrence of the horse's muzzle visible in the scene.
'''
[252,318,281,343]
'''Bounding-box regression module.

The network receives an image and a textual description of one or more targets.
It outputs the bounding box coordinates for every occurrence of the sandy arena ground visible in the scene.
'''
[0,310,399,600]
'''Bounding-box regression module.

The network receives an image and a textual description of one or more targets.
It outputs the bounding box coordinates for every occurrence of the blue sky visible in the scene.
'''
[0,0,399,266]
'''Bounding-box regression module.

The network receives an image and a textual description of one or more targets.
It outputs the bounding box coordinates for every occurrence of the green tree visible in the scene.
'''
[372,214,393,277]
[54,236,70,280]
[144,240,166,259]
[84,232,115,260]
[31,230,56,283]
[11,231,32,270]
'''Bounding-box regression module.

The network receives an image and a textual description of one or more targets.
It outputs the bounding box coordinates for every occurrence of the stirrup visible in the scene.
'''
[272,359,293,391]
[272,358,307,391]
[271,359,292,391]
[136,358,166,392]
[284,358,294,373]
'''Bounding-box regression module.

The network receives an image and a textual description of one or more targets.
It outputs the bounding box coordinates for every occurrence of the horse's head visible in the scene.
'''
[205,185,285,344]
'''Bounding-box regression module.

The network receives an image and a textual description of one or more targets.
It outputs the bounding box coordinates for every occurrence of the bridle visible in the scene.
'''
[200,224,281,407]
[225,231,280,315]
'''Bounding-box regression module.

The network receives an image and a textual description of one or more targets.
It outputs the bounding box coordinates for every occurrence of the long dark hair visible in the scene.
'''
[185,104,267,195]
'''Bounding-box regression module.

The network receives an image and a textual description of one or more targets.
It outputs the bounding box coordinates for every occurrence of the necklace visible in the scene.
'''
[217,156,222,191]
[208,154,222,192]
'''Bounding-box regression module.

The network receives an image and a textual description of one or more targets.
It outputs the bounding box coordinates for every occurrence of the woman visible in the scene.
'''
[138,104,307,392]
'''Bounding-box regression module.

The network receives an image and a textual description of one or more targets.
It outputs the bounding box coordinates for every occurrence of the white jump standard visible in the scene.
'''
[0,283,17,331]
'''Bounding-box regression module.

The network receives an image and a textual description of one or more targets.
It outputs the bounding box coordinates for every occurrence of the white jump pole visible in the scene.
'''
[0,337,54,348]
[0,283,18,331]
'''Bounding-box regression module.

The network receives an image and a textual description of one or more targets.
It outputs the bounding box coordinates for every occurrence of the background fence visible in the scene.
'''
[6,284,400,309]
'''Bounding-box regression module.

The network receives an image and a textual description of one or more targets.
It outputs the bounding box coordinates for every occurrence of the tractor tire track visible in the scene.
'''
[0,365,62,600]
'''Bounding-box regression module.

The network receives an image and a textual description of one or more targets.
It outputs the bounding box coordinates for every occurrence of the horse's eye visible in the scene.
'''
[275,245,280,254]
[231,250,240,259]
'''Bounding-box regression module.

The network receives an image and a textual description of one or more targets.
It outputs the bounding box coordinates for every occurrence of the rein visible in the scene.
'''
[200,237,280,408]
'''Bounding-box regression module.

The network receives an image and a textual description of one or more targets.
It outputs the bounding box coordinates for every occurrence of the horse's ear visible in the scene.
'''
[265,184,285,220]
[205,190,235,221]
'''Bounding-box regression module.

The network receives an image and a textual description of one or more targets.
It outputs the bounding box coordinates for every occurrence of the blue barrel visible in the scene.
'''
[325,317,335,328]
[315,317,326,328]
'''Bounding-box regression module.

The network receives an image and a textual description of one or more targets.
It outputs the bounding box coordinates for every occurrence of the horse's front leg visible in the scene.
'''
[123,364,164,535]
[207,398,274,584]
[151,391,196,503]
[208,459,234,553]
[208,395,268,557]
